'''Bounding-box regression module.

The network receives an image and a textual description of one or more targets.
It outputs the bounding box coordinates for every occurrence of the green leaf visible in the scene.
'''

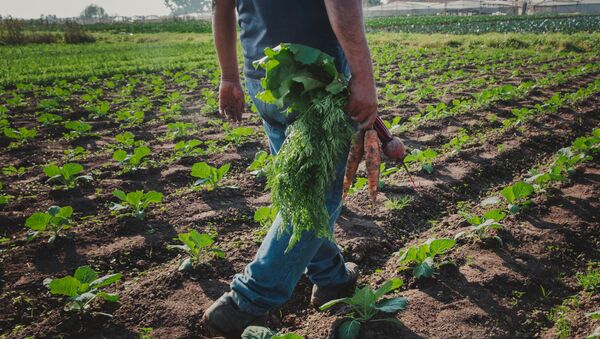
[178,257,193,271]
[191,162,212,179]
[241,326,277,339]
[113,149,127,162]
[97,291,120,302]
[319,297,349,311]
[414,259,434,279]
[188,230,214,248]
[25,212,51,231]
[74,266,98,284]
[112,189,127,201]
[483,208,506,222]
[428,238,456,256]
[48,276,81,297]
[374,278,404,299]
[338,319,360,339]
[89,273,122,289]
[143,191,163,204]
[374,297,408,313]
[512,181,534,200]
[43,164,61,177]
[62,163,83,178]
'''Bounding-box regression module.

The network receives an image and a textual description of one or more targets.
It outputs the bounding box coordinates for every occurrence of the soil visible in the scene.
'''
[0,50,599,339]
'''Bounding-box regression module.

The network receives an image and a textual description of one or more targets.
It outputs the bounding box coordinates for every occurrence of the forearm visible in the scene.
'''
[324,0,373,80]
[212,0,239,81]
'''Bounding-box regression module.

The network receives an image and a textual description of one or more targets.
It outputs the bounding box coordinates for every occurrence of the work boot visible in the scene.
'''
[202,292,267,338]
[310,262,359,308]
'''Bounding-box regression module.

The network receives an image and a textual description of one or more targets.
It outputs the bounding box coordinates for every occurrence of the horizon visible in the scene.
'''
[0,0,171,19]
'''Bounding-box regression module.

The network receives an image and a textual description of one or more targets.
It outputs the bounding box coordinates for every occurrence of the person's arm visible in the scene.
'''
[324,0,377,129]
[213,0,244,121]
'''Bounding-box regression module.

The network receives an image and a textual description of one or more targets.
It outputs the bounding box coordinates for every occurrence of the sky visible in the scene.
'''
[0,0,171,18]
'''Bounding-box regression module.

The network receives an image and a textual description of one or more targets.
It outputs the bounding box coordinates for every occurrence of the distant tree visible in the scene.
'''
[80,4,108,20]
[164,0,212,15]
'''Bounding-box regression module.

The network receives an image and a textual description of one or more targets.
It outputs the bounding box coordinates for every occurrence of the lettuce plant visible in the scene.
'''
[43,265,122,313]
[44,163,92,188]
[191,162,230,190]
[397,238,456,278]
[113,146,151,173]
[168,230,225,271]
[320,278,408,339]
[25,205,73,243]
[110,189,163,220]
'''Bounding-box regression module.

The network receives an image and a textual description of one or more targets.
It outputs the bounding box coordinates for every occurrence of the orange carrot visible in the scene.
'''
[343,129,365,198]
[364,129,381,203]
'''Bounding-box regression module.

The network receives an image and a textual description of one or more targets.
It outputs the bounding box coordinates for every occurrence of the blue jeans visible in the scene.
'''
[228,77,351,315]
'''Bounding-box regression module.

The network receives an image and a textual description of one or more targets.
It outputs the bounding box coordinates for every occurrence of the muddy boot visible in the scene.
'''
[310,262,359,308]
[202,292,268,338]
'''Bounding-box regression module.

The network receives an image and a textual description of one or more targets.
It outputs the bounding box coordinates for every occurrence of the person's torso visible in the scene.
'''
[236,0,346,79]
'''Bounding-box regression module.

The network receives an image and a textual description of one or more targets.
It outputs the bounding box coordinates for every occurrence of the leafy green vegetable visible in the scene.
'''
[167,230,224,271]
[457,208,505,246]
[44,163,92,188]
[113,146,151,173]
[25,205,73,243]
[43,265,122,312]
[320,278,407,339]
[4,126,36,146]
[397,238,456,278]
[224,124,255,145]
[247,150,272,177]
[191,162,230,190]
[110,189,163,220]
[403,148,438,174]
[0,182,13,205]
[254,43,354,250]
[242,326,304,339]
[500,181,534,214]
[63,120,92,140]
[173,139,205,158]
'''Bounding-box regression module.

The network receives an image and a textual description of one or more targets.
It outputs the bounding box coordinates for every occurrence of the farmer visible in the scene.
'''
[203,0,378,336]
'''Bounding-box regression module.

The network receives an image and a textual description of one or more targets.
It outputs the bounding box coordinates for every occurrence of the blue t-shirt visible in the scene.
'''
[236,0,347,79]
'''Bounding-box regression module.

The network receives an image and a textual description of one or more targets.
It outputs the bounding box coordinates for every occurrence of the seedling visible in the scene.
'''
[2,166,26,177]
[0,182,14,205]
[320,278,408,339]
[397,238,456,279]
[114,131,143,150]
[382,116,402,131]
[43,265,122,313]
[379,162,399,188]
[64,146,89,161]
[242,326,303,339]
[110,189,163,220]
[113,146,151,173]
[348,177,368,196]
[500,181,534,214]
[403,148,438,174]
[167,230,225,271]
[63,120,92,140]
[191,162,230,190]
[37,113,63,126]
[44,163,92,188]
[86,101,110,119]
[24,205,73,243]
[116,109,144,126]
[253,205,277,240]
[173,139,205,158]
[456,208,506,246]
[166,122,195,140]
[247,150,272,177]
[385,195,413,211]
[4,126,37,146]
[224,125,255,145]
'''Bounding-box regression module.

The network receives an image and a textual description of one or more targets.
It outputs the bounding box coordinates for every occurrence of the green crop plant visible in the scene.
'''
[114,131,143,150]
[385,195,413,211]
[37,112,63,127]
[191,162,230,191]
[2,165,26,177]
[456,208,506,246]
[113,146,151,173]
[403,148,438,174]
[223,124,255,145]
[253,205,277,240]
[37,98,60,112]
[64,146,89,161]
[444,129,472,152]
[168,230,225,271]
[110,189,163,220]
[242,326,304,339]
[500,181,534,214]
[4,126,36,146]
[44,163,92,188]
[166,122,195,140]
[173,139,205,159]
[320,278,408,339]
[63,120,93,140]
[85,100,110,119]
[397,238,456,279]
[25,205,73,243]
[379,162,399,188]
[586,311,600,339]
[247,150,272,177]
[0,182,14,205]
[382,116,402,132]
[115,109,145,127]
[43,265,122,313]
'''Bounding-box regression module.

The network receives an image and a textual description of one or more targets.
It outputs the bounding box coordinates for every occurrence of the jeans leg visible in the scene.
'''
[229,78,350,315]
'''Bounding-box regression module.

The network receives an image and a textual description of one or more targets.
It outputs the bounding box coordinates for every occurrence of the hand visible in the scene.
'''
[345,72,377,130]
[218,79,245,122]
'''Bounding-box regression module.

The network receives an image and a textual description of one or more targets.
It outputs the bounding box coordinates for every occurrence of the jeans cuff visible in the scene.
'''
[228,289,271,316]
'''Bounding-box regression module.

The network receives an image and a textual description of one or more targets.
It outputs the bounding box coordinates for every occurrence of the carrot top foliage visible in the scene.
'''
[254,43,354,250]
